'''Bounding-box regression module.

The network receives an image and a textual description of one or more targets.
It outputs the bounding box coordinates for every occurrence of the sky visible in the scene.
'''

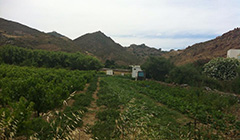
[0,0,240,50]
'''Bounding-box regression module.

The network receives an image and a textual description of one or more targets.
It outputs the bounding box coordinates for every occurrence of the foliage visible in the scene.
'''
[203,57,240,80]
[92,77,189,139]
[0,64,95,114]
[92,76,239,139]
[142,57,174,81]
[168,64,202,86]
[104,59,116,68]
[132,80,239,137]
[0,97,34,139]
[0,45,102,70]
[91,79,122,139]
[92,109,120,140]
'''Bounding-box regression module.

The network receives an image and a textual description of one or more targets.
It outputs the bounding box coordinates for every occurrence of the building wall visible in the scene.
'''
[106,70,113,75]
[100,69,131,76]
[132,66,142,78]
[114,71,131,75]
[227,49,240,59]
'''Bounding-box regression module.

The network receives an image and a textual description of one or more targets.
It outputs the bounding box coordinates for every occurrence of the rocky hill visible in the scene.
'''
[47,31,70,41]
[0,18,78,52]
[73,31,141,65]
[170,28,240,65]
[1,17,240,66]
[126,44,164,60]
[0,18,143,65]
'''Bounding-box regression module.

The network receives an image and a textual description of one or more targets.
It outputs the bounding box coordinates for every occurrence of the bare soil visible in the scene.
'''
[74,77,100,140]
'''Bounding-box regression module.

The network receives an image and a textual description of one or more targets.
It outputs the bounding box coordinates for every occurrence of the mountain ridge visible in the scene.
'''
[169,28,240,65]
[1,17,240,66]
[73,31,142,65]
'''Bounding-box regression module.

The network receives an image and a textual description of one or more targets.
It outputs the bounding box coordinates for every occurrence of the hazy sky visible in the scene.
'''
[0,0,240,50]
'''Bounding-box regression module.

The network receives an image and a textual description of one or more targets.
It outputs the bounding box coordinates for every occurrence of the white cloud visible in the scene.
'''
[0,0,239,50]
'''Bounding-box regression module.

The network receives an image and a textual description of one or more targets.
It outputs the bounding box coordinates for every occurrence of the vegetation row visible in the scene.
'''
[0,64,98,139]
[0,45,102,70]
[92,76,239,139]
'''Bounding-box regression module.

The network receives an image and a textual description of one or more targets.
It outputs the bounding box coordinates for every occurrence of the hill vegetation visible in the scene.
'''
[169,28,240,65]
[126,44,164,60]
[0,18,78,52]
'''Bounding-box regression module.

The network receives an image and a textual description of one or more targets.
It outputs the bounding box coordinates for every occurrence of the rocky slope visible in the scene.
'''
[170,28,240,65]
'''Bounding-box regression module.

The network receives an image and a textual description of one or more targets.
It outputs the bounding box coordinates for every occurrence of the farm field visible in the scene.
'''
[1,68,240,139]
[90,76,240,139]
[0,64,97,139]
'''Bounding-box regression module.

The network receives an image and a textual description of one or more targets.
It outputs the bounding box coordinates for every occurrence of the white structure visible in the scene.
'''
[227,49,240,59]
[106,69,113,76]
[131,65,142,78]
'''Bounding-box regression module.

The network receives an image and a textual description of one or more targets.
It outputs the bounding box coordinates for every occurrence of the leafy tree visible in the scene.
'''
[0,45,102,70]
[141,57,174,81]
[104,59,116,68]
[203,57,240,80]
[168,64,202,86]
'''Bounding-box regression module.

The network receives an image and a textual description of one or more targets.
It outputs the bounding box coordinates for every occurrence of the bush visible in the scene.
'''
[142,57,174,81]
[167,64,202,86]
[203,57,239,80]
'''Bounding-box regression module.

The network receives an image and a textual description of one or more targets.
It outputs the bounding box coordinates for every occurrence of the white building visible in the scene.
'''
[131,65,142,78]
[106,69,113,76]
[227,49,240,59]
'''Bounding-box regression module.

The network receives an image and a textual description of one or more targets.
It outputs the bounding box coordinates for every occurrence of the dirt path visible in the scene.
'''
[74,77,100,140]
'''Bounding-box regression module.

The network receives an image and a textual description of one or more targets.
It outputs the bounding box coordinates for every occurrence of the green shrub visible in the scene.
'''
[168,64,202,86]
[142,57,174,81]
[203,57,239,80]
[96,109,120,121]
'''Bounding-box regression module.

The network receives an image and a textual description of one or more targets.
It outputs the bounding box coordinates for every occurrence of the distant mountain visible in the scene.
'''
[1,17,239,66]
[169,28,240,65]
[47,31,70,41]
[0,18,78,52]
[73,31,141,65]
[126,44,164,60]
[0,18,144,65]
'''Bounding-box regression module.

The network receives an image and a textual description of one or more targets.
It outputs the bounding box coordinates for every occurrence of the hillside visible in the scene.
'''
[0,18,145,65]
[170,28,240,65]
[0,18,79,52]
[2,18,240,66]
[126,44,164,60]
[47,31,70,41]
[73,31,141,65]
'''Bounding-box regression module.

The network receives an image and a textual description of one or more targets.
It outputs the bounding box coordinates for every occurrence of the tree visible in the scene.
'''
[203,57,240,80]
[141,57,174,81]
[168,64,202,86]
[104,59,115,68]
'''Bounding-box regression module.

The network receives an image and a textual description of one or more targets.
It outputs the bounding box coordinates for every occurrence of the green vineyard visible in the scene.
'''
[0,46,239,139]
